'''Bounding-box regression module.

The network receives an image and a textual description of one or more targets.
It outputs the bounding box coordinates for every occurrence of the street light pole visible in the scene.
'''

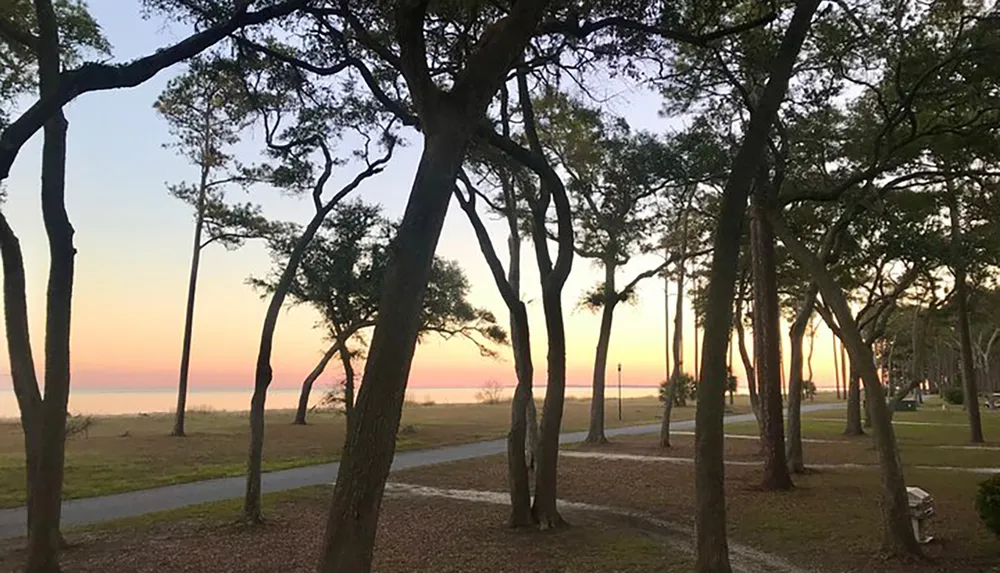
[617,362,623,421]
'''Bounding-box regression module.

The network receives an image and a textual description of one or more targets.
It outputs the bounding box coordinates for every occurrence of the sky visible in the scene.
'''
[0,2,844,394]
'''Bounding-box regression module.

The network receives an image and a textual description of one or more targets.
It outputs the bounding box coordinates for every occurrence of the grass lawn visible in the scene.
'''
[0,485,695,573]
[0,395,755,507]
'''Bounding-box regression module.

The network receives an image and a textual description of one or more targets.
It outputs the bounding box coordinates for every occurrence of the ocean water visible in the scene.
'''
[0,385,662,418]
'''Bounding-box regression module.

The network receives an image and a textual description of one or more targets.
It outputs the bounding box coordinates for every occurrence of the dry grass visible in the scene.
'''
[0,396,752,507]
[0,487,694,573]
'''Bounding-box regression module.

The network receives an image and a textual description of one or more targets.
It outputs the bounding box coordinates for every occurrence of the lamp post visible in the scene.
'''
[617,362,623,421]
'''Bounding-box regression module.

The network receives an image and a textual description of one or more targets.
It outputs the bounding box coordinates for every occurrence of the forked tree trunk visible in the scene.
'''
[586,260,617,444]
[786,286,816,474]
[772,210,921,558]
[27,110,73,573]
[172,168,209,437]
[750,178,793,491]
[320,129,469,572]
[293,343,339,425]
[694,3,819,569]
[0,213,44,539]
[949,195,984,443]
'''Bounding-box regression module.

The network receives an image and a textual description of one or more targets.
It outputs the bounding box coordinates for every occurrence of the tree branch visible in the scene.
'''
[0,0,308,181]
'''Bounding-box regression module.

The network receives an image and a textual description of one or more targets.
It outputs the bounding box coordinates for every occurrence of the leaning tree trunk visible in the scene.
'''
[0,213,44,539]
[339,339,356,425]
[772,210,921,558]
[245,197,342,523]
[507,302,534,526]
[586,260,617,444]
[293,343,339,425]
[949,195,984,443]
[750,180,793,491]
[660,211,688,448]
[172,168,209,437]
[786,286,816,474]
[735,303,764,439]
[319,130,469,572]
[27,110,73,573]
[693,3,819,570]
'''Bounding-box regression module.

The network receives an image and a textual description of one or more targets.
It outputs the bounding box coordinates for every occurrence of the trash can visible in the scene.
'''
[906,486,934,543]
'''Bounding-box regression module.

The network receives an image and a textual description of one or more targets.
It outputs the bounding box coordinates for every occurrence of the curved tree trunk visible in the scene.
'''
[319,130,468,572]
[660,210,688,448]
[340,339,356,424]
[750,181,793,492]
[172,168,209,437]
[27,110,73,573]
[949,195,984,443]
[786,286,816,474]
[735,303,763,438]
[293,343,339,425]
[0,213,44,540]
[773,210,920,558]
[586,261,617,444]
[694,3,819,569]
[245,189,345,523]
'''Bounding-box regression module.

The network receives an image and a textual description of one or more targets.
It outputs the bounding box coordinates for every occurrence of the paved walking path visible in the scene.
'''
[0,403,842,538]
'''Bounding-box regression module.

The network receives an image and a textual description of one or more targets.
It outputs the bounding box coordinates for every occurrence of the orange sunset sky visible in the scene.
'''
[0,2,842,396]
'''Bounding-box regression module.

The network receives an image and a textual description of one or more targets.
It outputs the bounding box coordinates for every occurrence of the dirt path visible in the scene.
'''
[386,482,812,573]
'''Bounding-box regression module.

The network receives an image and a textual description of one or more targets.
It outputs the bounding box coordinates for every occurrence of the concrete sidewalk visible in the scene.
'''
[0,403,841,538]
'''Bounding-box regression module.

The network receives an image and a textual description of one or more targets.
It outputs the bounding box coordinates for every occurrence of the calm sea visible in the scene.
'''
[0,386,662,418]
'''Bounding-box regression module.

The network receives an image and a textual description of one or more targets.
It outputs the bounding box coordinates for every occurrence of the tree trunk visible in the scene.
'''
[0,213,44,539]
[660,209,688,448]
[735,303,763,437]
[172,166,209,437]
[841,339,849,401]
[245,184,345,523]
[806,324,816,383]
[340,339,355,424]
[665,243,672,389]
[772,211,921,558]
[845,365,864,435]
[949,195,984,443]
[750,185,793,491]
[786,286,816,474]
[27,110,72,573]
[319,130,468,572]
[833,336,841,399]
[507,302,534,526]
[586,261,617,444]
[532,283,569,529]
[293,343,339,425]
[694,3,818,569]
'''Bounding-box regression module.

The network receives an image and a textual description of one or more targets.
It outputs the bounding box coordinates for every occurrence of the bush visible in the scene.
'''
[659,373,697,407]
[976,475,1000,536]
[943,386,964,405]
[65,413,94,439]
[802,380,817,401]
[476,380,505,405]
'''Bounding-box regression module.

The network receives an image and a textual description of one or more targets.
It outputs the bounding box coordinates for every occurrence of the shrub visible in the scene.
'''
[802,380,817,401]
[976,475,1000,536]
[65,413,94,439]
[943,386,964,405]
[476,380,505,405]
[659,373,697,407]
